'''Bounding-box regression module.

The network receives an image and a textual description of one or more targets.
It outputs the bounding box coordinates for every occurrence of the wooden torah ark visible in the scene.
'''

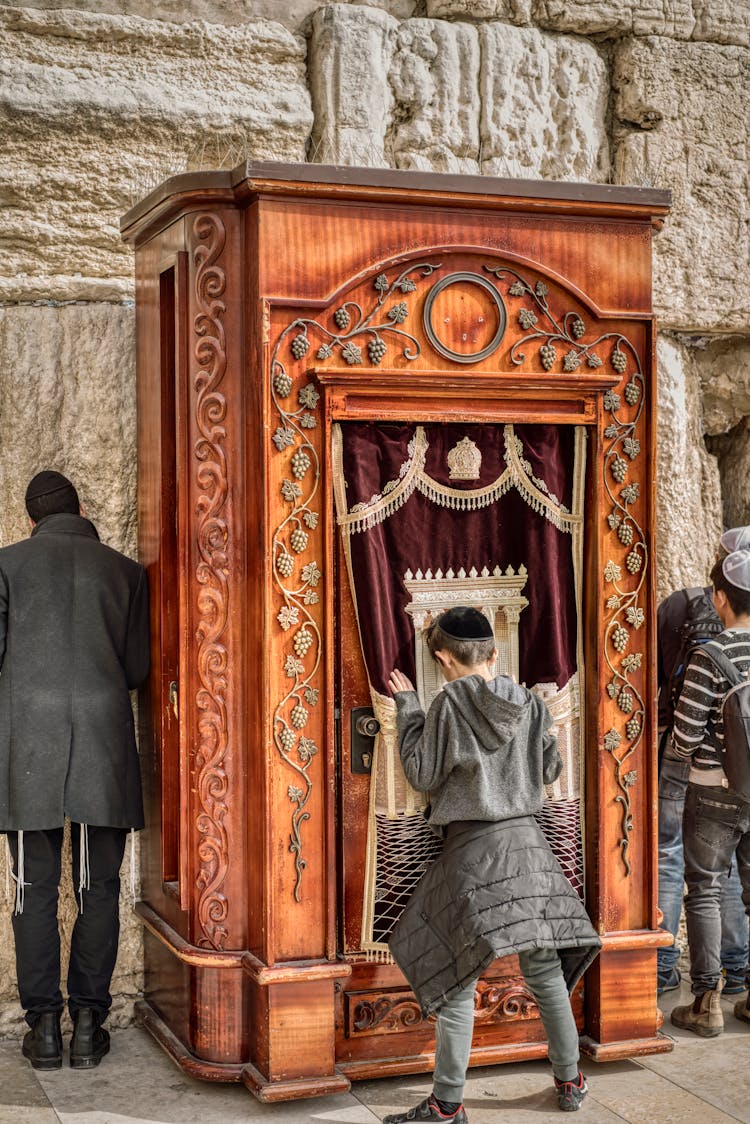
[121,162,673,1102]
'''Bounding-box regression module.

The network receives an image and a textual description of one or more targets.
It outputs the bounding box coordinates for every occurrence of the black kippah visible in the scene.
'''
[436,606,494,640]
[25,470,75,503]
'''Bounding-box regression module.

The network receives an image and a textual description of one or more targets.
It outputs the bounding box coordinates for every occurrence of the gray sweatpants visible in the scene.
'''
[433,946,581,1103]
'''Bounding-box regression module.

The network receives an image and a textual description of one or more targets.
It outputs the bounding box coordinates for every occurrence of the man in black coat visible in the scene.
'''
[0,471,150,1070]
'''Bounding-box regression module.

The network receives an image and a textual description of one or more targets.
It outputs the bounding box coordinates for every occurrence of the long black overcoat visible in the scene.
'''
[0,512,150,831]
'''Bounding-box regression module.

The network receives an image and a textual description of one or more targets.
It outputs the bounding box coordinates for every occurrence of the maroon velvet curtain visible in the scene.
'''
[340,422,577,695]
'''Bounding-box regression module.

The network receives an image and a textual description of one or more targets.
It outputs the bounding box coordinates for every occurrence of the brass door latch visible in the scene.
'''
[351,707,380,773]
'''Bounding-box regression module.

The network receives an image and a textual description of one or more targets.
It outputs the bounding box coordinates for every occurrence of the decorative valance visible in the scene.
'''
[337,424,579,535]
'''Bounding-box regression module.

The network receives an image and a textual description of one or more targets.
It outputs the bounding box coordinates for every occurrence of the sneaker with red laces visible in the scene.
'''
[382,1094,468,1123]
[554,1071,588,1112]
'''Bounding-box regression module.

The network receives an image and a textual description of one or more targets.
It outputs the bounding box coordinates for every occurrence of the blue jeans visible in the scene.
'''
[433,947,580,1101]
[658,757,748,983]
[683,783,750,994]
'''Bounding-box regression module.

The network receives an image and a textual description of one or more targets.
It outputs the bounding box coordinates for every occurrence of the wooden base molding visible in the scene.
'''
[135,1000,245,1082]
[337,1039,554,1082]
[241,1061,351,1103]
[579,1033,674,1061]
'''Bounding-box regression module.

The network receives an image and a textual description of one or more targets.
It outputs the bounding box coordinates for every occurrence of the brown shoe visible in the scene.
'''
[734,995,750,1024]
[671,979,724,1037]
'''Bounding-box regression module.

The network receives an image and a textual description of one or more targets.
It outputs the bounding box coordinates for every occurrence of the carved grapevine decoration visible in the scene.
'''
[486,264,646,877]
[271,263,441,900]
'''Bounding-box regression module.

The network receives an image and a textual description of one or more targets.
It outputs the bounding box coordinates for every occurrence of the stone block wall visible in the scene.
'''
[0,0,747,1029]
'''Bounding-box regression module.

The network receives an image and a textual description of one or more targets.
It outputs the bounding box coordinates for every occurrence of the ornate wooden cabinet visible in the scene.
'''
[121,163,672,1102]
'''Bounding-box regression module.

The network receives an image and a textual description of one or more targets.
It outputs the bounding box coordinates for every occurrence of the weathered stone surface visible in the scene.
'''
[0,302,140,1026]
[479,24,610,181]
[426,0,531,22]
[310,12,610,180]
[309,4,397,166]
[708,419,750,532]
[613,37,750,332]
[0,6,312,301]
[0,0,418,31]
[0,304,137,554]
[692,0,750,48]
[532,0,695,39]
[390,19,481,172]
[655,335,722,601]
[692,336,750,436]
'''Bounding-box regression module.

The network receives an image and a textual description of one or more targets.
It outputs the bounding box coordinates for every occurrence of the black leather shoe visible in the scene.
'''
[70,1008,110,1069]
[22,1012,62,1070]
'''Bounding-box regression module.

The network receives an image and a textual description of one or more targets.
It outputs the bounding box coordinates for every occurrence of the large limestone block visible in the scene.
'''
[0,304,137,554]
[479,24,610,181]
[309,4,398,165]
[0,302,141,1032]
[692,0,750,48]
[0,0,419,31]
[613,37,750,332]
[531,0,695,39]
[426,0,532,22]
[390,19,481,172]
[694,336,750,436]
[311,8,482,171]
[655,335,722,601]
[310,10,610,181]
[0,6,313,301]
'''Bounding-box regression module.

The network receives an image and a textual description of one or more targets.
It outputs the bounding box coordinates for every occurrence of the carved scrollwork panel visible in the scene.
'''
[345,976,540,1038]
[191,212,230,950]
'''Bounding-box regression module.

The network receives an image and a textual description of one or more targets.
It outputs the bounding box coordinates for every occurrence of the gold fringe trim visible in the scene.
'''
[362,946,395,964]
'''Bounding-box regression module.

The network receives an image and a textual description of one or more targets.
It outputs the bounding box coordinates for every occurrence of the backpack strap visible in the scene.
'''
[698,641,744,687]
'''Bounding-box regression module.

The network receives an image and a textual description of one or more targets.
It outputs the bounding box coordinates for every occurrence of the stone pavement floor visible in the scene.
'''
[1,983,749,1124]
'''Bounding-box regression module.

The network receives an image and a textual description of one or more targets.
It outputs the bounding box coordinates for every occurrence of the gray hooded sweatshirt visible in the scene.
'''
[394,673,561,825]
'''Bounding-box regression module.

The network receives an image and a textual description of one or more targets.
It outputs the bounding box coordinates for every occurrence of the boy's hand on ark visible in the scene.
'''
[389,669,415,694]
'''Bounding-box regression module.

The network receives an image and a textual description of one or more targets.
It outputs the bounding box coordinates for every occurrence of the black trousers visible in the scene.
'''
[7,825,127,1027]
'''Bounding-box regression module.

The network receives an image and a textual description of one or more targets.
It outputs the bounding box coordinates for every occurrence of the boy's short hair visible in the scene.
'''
[426,606,496,667]
[711,556,750,617]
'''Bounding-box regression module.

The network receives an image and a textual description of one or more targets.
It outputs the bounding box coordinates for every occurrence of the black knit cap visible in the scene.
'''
[25,470,79,517]
[25,470,76,502]
[435,606,494,640]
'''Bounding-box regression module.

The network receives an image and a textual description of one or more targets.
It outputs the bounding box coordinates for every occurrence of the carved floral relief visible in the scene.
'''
[485,264,647,876]
[270,264,441,900]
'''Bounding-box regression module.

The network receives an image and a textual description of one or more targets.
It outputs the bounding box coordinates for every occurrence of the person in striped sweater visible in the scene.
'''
[670,550,750,1037]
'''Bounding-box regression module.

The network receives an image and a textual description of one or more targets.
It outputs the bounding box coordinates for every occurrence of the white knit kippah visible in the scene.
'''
[722,549,750,592]
[720,526,750,554]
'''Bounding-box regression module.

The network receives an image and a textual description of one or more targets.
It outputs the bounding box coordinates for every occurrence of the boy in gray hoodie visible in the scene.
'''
[385,606,600,1122]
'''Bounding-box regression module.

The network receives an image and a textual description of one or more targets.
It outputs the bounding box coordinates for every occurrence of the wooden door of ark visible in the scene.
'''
[332,415,589,1076]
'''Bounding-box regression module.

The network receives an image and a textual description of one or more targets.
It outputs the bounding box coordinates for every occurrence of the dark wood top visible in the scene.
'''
[120,159,672,244]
